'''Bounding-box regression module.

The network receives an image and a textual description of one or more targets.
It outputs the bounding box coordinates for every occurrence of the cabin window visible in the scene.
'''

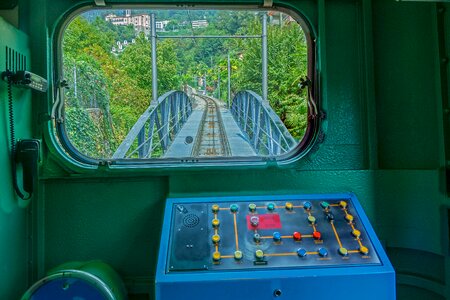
[57,7,316,164]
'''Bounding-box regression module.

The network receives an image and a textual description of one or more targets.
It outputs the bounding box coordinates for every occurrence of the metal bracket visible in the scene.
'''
[263,0,273,8]
[94,0,106,6]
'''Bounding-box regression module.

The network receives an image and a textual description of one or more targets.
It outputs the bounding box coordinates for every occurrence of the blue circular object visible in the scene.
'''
[267,203,275,211]
[318,247,328,257]
[326,213,334,222]
[230,204,239,212]
[297,248,307,257]
[28,276,106,300]
[303,201,312,210]
[273,232,282,242]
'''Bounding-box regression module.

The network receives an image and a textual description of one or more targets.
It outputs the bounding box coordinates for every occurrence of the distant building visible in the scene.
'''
[191,20,208,29]
[105,11,170,34]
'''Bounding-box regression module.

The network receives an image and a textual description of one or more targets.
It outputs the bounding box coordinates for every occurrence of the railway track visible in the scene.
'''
[191,94,231,157]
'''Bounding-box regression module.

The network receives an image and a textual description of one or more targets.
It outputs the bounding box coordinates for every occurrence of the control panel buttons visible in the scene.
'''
[345,214,354,223]
[230,204,239,213]
[248,203,257,212]
[285,202,293,211]
[250,216,259,227]
[212,204,220,213]
[313,231,322,240]
[352,229,361,238]
[326,213,334,222]
[297,248,307,257]
[273,232,282,242]
[293,231,302,241]
[255,249,264,260]
[253,233,261,243]
[234,250,243,260]
[320,201,330,210]
[338,247,348,256]
[359,246,369,255]
[307,215,316,224]
[318,248,328,257]
[212,251,221,262]
[212,219,220,228]
[267,203,276,211]
[303,201,312,211]
[339,201,347,209]
[212,234,221,244]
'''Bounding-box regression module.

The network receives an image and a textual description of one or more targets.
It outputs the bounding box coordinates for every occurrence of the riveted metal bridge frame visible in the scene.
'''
[112,91,192,159]
[230,90,297,156]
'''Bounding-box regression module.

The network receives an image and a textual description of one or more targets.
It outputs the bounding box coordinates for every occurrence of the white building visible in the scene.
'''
[105,11,170,33]
[191,20,208,29]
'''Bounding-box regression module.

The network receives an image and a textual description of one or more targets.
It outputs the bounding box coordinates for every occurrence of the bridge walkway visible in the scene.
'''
[164,95,256,158]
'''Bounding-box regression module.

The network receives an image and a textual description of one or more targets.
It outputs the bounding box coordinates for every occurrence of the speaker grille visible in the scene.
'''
[183,214,200,228]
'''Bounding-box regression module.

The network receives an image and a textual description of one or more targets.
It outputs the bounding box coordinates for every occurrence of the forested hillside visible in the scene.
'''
[62,10,308,159]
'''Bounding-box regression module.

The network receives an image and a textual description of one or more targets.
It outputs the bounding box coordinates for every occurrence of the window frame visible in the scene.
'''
[52,3,320,169]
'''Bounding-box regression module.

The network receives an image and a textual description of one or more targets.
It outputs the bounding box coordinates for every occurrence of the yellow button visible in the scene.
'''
[255,249,264,260]
[213,251,221,261]
[338,247,348,256]
[285,202,293,211]
[360,246,369,255]
[352,229,361,238]
[212,234,220,244]
[212,204,219,213]
[234,250,243,260]
[339,201,347,209]
[345,214,354,223]
[307,215,316,224]
[212,219,220,228]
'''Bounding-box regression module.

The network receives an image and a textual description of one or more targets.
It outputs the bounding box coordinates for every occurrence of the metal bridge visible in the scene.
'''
[112,13,297,159]
[112,89,297,159]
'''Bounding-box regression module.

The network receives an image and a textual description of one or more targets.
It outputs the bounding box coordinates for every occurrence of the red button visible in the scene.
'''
[313,231,321,240]
[293,232,302,241]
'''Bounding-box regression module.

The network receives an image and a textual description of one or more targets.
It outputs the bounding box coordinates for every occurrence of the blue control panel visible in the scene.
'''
[156,194,395,300]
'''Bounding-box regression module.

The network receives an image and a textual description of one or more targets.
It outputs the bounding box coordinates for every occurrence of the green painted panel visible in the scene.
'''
[0,17,32,300]
[14,0,450,299]
[43,177,168,294]
[373,0,440,169]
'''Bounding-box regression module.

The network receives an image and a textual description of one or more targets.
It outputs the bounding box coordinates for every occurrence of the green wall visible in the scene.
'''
[2,0,448,299]
[0,17,33,300]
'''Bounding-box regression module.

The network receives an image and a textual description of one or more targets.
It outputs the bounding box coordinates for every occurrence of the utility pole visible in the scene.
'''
[218,68,221,100]
[151,13,158,104]
[262,13,268,103]
[227,53,231,108]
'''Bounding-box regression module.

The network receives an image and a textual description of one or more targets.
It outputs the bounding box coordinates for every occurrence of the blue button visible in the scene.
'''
[230,204,239,213]
[326,213,334,222]
[318,247,328,257]
[303,201,312,210]
[273,232,281,242]
[267,203,275,211]
[297,248,307,257]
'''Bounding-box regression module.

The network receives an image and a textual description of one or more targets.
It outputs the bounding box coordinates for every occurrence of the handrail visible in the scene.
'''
[230,90,297,156]
[112,90,192,159]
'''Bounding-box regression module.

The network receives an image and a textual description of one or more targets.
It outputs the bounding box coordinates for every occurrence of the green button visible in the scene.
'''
[248,203,257,212]
[230,204,239,213]
[267,203,275,211]
[338,247,348,256]
[234,250,243,260]
[307,215,316,224]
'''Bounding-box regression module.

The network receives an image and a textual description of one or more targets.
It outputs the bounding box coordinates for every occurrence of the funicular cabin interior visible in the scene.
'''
[0,0,449,299]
